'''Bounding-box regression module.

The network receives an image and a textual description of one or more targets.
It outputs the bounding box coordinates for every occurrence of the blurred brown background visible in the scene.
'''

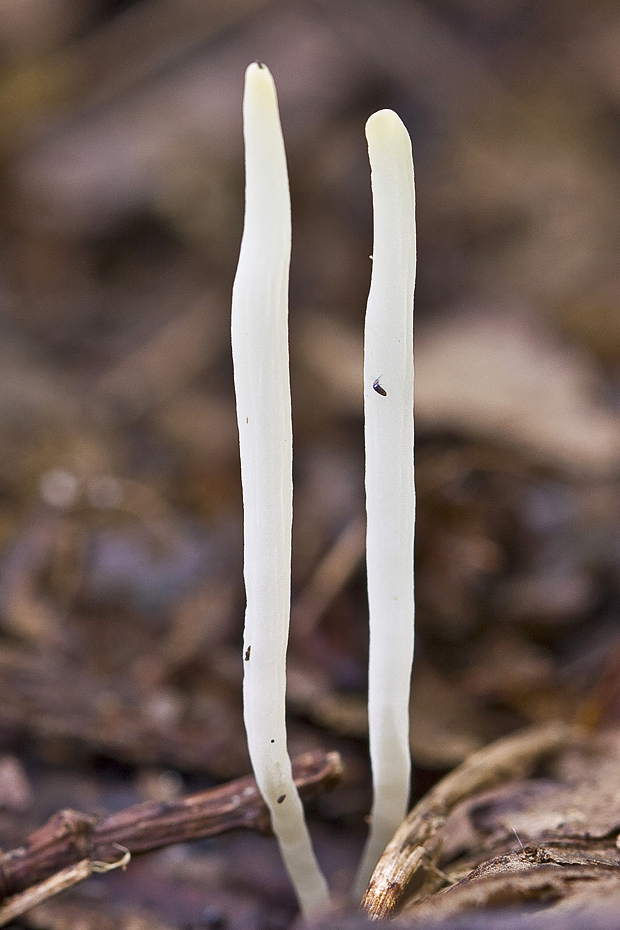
[0,1,620,928]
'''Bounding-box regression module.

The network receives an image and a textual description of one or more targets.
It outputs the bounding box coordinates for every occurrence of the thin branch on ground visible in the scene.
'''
[0,749,343,924]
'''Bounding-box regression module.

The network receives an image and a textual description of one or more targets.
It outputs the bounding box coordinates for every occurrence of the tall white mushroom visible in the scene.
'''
[231,62,330,919]
[354,109,417,899]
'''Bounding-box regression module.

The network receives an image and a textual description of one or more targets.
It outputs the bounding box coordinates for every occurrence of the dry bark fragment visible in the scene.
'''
[362,722,577,919]
[363,724,620,925]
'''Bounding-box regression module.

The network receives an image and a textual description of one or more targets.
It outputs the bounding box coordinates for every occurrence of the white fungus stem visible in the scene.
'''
[231,62,330,920]
[354,109,416,899]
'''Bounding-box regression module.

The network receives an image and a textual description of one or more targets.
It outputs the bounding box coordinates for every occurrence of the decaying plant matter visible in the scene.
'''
[362,722,620,924]
[0,750,342,926]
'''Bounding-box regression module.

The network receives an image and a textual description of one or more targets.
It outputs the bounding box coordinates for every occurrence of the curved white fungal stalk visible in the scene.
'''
[354,109,416,900]
[231,63,330,920]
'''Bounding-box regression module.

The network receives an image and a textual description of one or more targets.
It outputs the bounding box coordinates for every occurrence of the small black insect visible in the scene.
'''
[244,646,251,661]
[277,794,286,804]
[373,378,387,396]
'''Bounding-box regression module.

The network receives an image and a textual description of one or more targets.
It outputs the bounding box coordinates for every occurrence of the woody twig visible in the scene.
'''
[0,749,342,924]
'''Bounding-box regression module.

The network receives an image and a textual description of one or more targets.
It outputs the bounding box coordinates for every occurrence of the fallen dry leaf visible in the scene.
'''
[415,311,620,475]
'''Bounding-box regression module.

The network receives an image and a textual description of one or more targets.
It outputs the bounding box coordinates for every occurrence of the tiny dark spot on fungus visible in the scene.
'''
[244,646,251,661]
[277,794,286,804]
[246,417,248,423]
[373,378,387,396]
[256,62,266,69]
[270,739,275,744]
